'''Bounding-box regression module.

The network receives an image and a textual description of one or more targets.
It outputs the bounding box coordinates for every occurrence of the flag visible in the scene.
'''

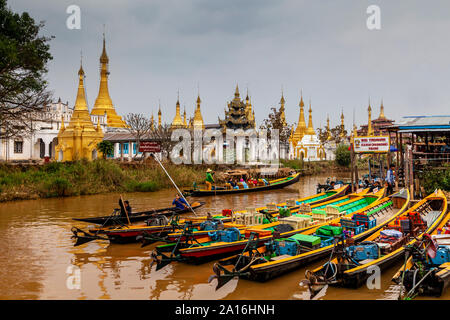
[424,233,438,259]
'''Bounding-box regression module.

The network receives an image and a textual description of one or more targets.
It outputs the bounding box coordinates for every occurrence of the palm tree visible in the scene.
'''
[97,141,114,159]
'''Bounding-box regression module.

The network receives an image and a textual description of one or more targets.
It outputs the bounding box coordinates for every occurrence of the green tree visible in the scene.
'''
[335,144,351,167]
[97,141,114,159]
[0,0,53,139]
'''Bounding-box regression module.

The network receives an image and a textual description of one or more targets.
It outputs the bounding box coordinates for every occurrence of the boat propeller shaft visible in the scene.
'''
[71,227,108,247]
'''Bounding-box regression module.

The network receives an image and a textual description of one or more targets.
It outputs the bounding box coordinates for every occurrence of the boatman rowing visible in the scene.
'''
[205,168,215,191]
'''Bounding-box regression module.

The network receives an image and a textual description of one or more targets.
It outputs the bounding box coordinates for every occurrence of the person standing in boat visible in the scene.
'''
[205,168,215,191]
[385,164,396,195]
[172,194,188,210]
[120,200,132,217]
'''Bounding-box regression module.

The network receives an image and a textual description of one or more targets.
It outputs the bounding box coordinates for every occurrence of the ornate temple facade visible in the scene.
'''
[219,86,255,130]
[0,99,74,161]
[288,94,326,161]
[55,64,104,161]
[357,100,394,136]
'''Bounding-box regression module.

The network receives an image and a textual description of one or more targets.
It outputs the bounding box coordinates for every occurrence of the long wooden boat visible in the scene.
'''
[71,185,350,247]
[72,201,206,226]
[391,219,450,299]
[212,188,405,287]
[151,189,385,270]
[139,185,349,245]
[185,172,301,196]
[305,190,448,290]
[102,185,351,245]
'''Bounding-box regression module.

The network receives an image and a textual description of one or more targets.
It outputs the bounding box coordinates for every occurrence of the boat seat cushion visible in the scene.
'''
[270,254,292,261]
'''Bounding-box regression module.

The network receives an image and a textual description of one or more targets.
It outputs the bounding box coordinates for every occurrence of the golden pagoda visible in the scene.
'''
[150,113,155,131]
[183,107,187,127]
[158,105,162,129]
[279,92,287,127]
[326,115,332,141]
[170,95,184,129]
[340,109,345,138]
[290,92,307,146]
[367,101,374,136]
[90,34,127,128]
[379,99,386,119]
[193,94,205,130]
[244,91,255,126]
[55,63,104,161]
[305,101,315,135]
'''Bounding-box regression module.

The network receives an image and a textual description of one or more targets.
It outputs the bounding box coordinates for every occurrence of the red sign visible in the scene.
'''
[139,141,161,153]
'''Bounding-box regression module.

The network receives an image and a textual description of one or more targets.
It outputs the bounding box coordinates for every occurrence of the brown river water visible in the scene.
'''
[0,173,447,300]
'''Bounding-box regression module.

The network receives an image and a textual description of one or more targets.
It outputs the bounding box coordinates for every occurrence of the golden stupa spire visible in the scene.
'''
[306,100,315,135]
[183,106,187,127]
[171,91,184,128]
[193,93,204,130]
[292,90,307,144]
[234,84,240,100]
[60,115,65,131]
[379,99,386,119]
[326,114,331,140]
[74,62,88,111]
[150,112,155,131]
[91,30,127,128]
[340,109,345,138]
[158,102,162,128]
[367,99,374,136]
[279,89,287,126]
[245,88,254,123]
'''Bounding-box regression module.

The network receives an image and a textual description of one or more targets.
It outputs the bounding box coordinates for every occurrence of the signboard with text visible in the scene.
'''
[354,136,390,153]
[138,141,161,153]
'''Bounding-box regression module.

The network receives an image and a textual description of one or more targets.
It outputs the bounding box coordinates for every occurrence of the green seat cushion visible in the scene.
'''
[289,233,321,246]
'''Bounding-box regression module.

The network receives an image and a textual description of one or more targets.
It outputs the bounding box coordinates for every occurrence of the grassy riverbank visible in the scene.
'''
[0,160,206,202]
[0,158,357,202]
[280,158,366,174]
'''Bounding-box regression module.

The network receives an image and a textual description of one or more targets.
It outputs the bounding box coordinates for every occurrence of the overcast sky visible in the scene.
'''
[9,0,450,130]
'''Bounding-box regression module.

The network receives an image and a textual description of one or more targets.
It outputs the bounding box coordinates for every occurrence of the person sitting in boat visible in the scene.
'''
[325,181,336,191]
[172,194,188,210]
[224,178,233,190]
[205,168,215,191]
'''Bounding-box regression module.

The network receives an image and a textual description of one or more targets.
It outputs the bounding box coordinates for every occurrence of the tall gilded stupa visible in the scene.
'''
[289,92,307,147]
[55,63,104,161]
[170,94,185,129]
[90,34,127,128]
[279,92,287,127]
[289,95,325,161]
[192,95,205,130]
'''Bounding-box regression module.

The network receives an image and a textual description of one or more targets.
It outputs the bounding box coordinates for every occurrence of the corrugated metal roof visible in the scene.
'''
[104,132,160,141]
[396,116,450,132]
